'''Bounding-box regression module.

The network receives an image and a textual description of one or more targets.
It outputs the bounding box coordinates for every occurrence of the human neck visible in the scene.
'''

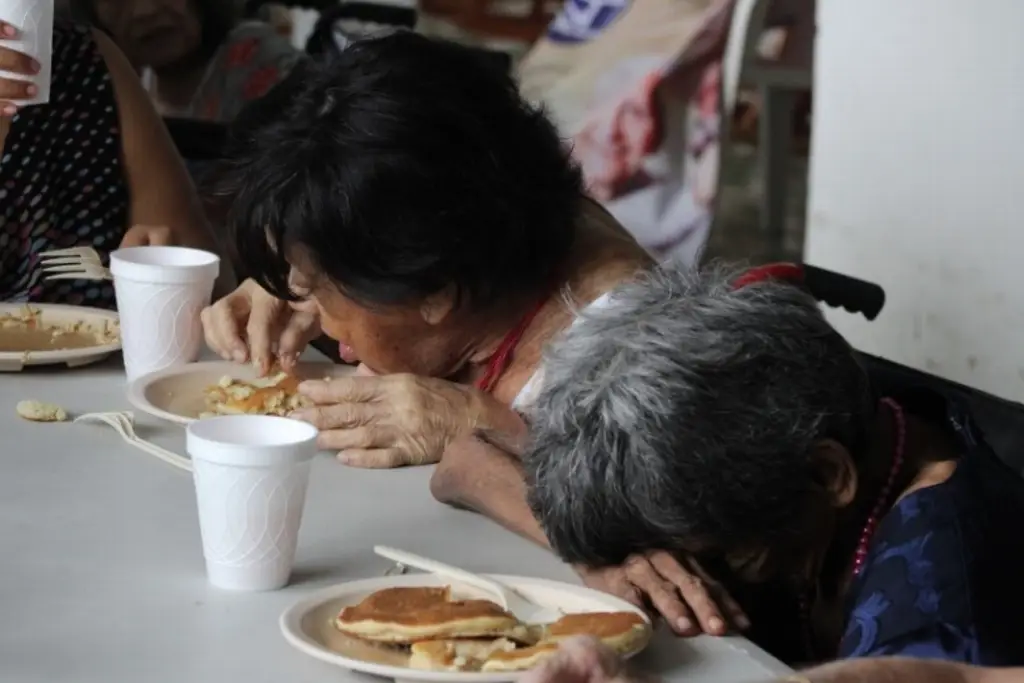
[453,200,652,393]
[818,405,955,597]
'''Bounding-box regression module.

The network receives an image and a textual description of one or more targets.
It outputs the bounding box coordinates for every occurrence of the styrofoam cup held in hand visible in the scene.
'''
[110,246,220,382]
[186,416,319,592]
[0,0,55,106]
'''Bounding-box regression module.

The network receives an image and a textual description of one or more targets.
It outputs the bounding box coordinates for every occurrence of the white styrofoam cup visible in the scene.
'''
[186,416,319,591]
[110,246,219,382]
[0,0,54,106]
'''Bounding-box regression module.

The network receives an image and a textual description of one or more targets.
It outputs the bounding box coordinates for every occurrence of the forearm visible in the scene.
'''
[432,437,549,548]
[783,659,1015,683]
[468,391,530,458]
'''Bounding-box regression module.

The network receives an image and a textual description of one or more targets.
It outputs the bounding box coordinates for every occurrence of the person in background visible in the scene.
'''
[524,265,1024,664]
[72,0,300,122]
[522,637,1024,683]
[0,20,222,306]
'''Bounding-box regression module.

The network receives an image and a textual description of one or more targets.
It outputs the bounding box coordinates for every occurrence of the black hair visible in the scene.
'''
[70,0,237,65]
[217,31,584,309]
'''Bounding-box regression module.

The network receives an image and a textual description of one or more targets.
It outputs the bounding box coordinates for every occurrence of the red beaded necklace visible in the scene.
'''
[798,397,906,655]
[851,397,907,576]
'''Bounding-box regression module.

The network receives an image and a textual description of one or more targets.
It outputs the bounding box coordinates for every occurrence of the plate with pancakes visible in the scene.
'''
[0,303,120,372]
[280,573,653,682]
[125,360,354,425]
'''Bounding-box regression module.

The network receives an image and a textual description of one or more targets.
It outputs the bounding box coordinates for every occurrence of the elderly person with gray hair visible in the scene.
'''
[523,265,1024,665]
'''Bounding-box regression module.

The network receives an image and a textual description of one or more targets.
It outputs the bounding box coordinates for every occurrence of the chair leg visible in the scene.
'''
[759,85,795,256]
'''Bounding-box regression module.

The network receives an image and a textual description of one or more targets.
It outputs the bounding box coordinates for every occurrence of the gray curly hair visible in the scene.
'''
[523,264,875,568]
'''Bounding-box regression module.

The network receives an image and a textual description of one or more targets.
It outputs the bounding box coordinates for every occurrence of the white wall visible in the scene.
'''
[805,0,1024,401]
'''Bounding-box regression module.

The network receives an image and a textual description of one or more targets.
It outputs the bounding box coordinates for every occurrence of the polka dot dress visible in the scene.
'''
[0,22,128,309]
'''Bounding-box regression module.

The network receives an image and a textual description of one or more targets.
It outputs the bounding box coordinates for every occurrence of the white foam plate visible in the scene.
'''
[124,360,353,425]
[279,573,652,683]
[0,303,120,372]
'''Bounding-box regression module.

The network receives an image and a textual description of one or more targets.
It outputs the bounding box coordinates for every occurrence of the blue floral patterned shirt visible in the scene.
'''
[839,396,1024,665]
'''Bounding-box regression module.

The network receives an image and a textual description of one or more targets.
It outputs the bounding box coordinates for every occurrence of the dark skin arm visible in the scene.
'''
[430,434,550,548]
[791,659,1024,683]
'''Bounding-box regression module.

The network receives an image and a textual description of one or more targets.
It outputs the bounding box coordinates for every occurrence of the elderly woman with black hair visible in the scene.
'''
[201,32,750,638]
[73,0,299,121]
[524,265,1024,665]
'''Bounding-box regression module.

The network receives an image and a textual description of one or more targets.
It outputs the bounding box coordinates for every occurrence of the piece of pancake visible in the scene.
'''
[15,399,68,423]
[480,642,561,672]
[408,638,517,671]
[334,586,527,644]
[543,612,652,654]
[202,371,310,417]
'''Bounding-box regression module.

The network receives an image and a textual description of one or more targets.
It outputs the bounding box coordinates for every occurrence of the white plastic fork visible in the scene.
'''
[374,545,562,624]
[74,411,192,472]
[38,247,112,282]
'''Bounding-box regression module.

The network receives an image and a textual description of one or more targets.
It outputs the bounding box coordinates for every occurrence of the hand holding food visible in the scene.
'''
[201,278,320,374]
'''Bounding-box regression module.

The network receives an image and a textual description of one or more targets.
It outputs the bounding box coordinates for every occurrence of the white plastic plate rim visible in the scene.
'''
[279,573,651,683]
[124,360,349,425]
[0,303,120,370]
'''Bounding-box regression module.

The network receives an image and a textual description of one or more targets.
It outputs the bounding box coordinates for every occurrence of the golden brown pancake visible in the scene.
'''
[481,612,651,672]
[408,638,517,671]
[202,371,309,417]
[543,612,652,654]
[480,643,561,672]
[334,586,527,644]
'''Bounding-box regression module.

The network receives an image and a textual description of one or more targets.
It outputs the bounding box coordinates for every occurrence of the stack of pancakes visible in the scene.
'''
[333,586,652,672]
[201,371,310,418]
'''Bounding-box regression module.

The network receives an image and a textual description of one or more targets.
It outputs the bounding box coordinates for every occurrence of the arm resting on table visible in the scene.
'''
[431,435,548,549]
[785,659,1022,683]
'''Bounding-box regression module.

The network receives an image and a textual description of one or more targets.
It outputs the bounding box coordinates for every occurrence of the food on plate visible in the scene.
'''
[479,642,561,672]
[481,612,651,672]
[408,638,517,671]
[0,305,118,353]
[543,611,652,653]
[201,371,310,418]
[16,400,68,423]
[331,585,651,672]
[334,586,528,644]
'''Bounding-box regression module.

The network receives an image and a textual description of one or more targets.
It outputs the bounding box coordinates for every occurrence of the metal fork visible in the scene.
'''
[74,411,192,472]
[38,247,112,282]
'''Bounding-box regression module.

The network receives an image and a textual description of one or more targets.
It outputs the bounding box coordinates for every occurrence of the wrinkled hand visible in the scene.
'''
[292,373,478,469]
[119,225,173,248]
[0,22,41,116]
[201,278,321,374]
[520,637,639,683]
[577,551,748,637]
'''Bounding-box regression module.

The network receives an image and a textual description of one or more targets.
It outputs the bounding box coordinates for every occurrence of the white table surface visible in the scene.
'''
[0,357,791,683]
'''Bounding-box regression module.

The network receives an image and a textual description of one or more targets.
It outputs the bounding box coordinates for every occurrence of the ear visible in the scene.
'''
[810,439,858,508]
[419,286,456,326]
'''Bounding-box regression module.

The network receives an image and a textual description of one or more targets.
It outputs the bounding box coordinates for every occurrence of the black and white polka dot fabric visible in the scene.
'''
[0,22,128,309]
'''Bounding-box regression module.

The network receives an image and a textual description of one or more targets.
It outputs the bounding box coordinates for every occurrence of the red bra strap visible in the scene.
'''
[475,297,548,393]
